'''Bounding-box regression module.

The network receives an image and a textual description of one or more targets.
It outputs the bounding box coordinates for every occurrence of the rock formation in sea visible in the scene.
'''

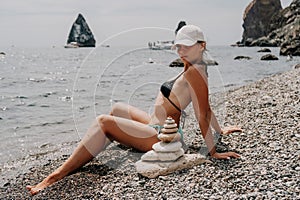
[272,0,300,55]
[241,0,282,45]
[66,13,96,47]
[240,0,300,56]
[260,54,279,60]
[169,21,187,67]
[169,58,184,67]
[175,21,187,35]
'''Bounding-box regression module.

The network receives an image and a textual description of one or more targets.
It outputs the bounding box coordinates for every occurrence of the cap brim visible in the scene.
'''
[174,39,197,46]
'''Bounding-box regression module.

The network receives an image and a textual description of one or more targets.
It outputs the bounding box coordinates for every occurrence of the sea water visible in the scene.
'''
[0,45,298,184]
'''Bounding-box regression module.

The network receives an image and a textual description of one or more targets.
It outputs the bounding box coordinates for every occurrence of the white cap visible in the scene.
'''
[174,25,205,46]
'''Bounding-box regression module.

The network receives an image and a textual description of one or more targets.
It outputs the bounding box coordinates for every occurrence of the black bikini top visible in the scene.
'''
[160,71,184,113]
[160,63,207,128]
[160,71,184,98]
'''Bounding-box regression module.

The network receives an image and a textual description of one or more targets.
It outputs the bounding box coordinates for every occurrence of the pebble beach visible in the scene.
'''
[1,68,299,199]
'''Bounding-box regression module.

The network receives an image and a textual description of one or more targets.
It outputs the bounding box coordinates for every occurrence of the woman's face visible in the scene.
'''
[176,42,205,64]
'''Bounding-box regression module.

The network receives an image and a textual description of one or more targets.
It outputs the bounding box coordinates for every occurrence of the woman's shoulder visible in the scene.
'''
[185,64,206,77]
[184,64,208,85]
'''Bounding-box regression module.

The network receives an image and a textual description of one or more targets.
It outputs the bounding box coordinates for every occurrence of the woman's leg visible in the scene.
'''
[95,115,159,151]
[26,120,104,195]
[110,102,151,124]
[26,115,159,195]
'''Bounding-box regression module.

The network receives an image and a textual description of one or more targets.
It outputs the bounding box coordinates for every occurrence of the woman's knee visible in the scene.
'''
[110,102,129,116]
[110,102,122,114]
[96,114,111,131]
[95,115,115,143]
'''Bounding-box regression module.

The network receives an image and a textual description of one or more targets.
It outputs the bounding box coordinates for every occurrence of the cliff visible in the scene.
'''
[241,0,282,45]
[241,0,300,56]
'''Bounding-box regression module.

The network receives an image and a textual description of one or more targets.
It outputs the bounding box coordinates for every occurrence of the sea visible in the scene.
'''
[0,45,299,185]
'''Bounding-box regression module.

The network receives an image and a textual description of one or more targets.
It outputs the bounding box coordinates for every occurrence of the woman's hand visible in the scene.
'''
[211,152,240,159]
[221,126,242,135]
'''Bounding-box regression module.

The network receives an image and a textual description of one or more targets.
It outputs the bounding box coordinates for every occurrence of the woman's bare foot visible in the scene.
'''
[26,177,57,195]
[26,184,44,195]
[26,172,61,195]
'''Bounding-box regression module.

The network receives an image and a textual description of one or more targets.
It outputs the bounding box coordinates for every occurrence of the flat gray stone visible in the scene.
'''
[161,127,178,133]
[152,141,182,152]
[158,133,181,143]
[141,149,184,161]
[163,123,177,129]
[135,154,211,178]
[141,150,158,161]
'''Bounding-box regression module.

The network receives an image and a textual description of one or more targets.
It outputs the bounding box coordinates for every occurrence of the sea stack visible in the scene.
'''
[65,13,96,48]
[135,117,210,178]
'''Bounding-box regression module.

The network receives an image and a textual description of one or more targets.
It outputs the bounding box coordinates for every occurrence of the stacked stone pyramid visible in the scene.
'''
[135,117,210,178]
[157,117,181,143]
[141,117,184,162]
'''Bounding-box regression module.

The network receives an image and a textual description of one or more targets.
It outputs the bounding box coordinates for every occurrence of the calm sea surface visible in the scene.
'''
[0,45,298,184]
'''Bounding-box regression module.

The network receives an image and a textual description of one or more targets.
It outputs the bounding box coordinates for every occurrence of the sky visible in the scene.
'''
[0,0,293,48]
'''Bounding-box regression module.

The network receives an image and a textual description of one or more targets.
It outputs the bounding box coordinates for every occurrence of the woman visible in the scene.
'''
[27,25,241,195]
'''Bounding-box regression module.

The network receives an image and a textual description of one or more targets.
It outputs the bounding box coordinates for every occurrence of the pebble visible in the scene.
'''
[161,127,178,133]
[152,141,182,152]
[157,132,181,142]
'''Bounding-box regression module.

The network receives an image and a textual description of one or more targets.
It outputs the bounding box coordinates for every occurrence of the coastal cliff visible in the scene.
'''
[241,0,300,56]
[241,0,282,45]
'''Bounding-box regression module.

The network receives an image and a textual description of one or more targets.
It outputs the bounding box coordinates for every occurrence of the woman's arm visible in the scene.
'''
[191,63,242,135]
[185,66,216,156]
[185,66,240,159]
[210,111,223,134]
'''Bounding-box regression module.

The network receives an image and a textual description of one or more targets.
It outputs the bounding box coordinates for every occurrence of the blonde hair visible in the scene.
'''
[198,41,216,66]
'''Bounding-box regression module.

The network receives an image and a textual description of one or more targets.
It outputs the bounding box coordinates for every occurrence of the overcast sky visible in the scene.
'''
[0,0,292,48]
